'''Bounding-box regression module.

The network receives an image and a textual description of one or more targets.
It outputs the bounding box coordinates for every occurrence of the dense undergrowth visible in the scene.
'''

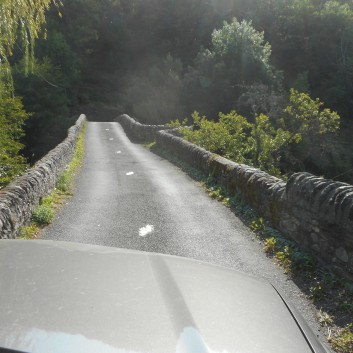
[149,142,353,353]
[168,88,340,179]
[20,122,86,239]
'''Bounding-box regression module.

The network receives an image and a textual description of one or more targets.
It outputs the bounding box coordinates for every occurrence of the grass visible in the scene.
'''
[144,141,157,150]
[32,204,55,225]
[20,122,86,238]
[20,224,40,239]
[149,143,353,353]
[330,325,353,353]
[55,123,86,193]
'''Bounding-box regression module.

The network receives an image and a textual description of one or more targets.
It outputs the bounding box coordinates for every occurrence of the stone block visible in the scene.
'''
[335,247,349,263]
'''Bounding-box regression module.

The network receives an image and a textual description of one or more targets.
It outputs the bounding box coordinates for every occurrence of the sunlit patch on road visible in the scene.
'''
[126,171,134,176]
[139,224,154,237]
[116,151,122,154]
[109,138,114,141]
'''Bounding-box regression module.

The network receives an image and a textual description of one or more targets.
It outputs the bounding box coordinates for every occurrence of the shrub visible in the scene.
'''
[56,172,71,192]
[330,324,353,353]
[32,204,54,225]
[20,224,39,239]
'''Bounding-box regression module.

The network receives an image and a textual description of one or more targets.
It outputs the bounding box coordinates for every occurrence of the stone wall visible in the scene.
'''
[0,114,86,239]
[117,114,166,142]
[119,114,353,280]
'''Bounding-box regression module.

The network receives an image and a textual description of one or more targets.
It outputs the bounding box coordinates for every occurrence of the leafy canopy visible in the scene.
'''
[0,87,29,188]
[0,0,61,82]
[173,89,340,178]
[284,89,340,136]
[0,1,58,187]
[212,18,272,71]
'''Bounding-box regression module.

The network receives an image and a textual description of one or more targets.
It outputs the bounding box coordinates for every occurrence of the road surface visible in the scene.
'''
[42,121,322,336]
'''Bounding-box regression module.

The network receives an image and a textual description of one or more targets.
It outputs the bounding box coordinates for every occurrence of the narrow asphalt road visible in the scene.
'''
[42,121,322,337]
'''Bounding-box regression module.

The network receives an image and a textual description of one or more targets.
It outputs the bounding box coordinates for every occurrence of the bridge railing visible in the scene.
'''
[0,114,86,239]
[118,114,353,281]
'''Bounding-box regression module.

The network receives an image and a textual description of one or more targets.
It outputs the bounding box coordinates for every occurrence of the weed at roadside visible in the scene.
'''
[330,325,353,353]
[56,173,71,192]
[264,237,276,253]
[20,224,40,239]
[32,204,54,225]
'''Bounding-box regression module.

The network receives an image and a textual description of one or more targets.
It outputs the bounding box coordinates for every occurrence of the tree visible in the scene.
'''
[178,111,252,164]
[281,89,342,175]
[313,1,353,117]
[0,1,61,86]
[174,88,341,178]
[0,1,58,187]
[0,87,29,188]
[175,110,292,177]
[14,58,71,161]
[182,18,280,118]
[248,114,291,176]
[284,89,340,136]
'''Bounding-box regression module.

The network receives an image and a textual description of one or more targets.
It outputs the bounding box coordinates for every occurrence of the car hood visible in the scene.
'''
[0,240,326,353]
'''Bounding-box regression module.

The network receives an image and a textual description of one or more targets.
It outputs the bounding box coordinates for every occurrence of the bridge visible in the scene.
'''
[0,115,353,279]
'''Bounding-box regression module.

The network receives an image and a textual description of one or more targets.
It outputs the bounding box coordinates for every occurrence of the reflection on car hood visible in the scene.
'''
[0,240,327,353]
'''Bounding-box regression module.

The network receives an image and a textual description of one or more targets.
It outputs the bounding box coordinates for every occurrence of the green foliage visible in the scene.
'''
[248,114,292,176]
[56,120,85,193]
[330,324,353,353]
[0,92,29,188]
[56,173,71,193]
[264,237,277,253]
[250,217,266,232]
[37,30,80,89]
[281,89,342,176]
[0,1,59,187]
[177,110,292,176]
[252,0,353,121]
[32,203,55,225]
[56,121,85,193]
[5,0,348,182]
[211,18,272,74]
[20,224,40,239]
[2,0,349,183]
[0,0,60,88]
[275,246,293,272]
[284,89,340,135]
[14,57,72,160]
[248,215,319,275]
[181,111,252,164]
[24,122,85,234]
[176,88,342,178]
[183,17,279,118]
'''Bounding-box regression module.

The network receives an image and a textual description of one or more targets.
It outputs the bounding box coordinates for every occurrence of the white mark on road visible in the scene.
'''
[116,151,122,154]
[105,128,110,131]
[109,138,114,141]
[139,225,154,237]
[126,171,134,176]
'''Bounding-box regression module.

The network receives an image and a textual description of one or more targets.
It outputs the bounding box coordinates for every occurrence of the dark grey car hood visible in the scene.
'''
[0,240,330,353]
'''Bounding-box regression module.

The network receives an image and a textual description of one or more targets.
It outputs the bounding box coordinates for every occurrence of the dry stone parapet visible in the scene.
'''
[117,114,166,142]
[0,114,86,239]
[119,114,353,280]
